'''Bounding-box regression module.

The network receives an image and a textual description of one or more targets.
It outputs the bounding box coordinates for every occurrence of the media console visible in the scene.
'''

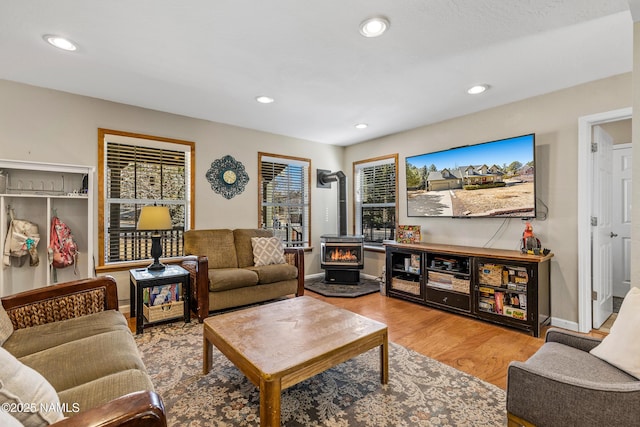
[384,241,553,337]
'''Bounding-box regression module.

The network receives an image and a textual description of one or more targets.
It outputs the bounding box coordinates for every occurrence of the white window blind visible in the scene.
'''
[259,154,310,247]
[355,157,397,246]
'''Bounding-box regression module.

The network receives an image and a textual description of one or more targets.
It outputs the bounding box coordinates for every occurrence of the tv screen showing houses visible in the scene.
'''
[406,134,536,218]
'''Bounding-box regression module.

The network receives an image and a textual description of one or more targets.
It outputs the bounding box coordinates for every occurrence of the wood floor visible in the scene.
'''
[129,290,607,391]
[306,291,548,390]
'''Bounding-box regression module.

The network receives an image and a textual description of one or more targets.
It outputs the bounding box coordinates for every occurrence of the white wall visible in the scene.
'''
[0,79,343,299]
[600,118,632,144]
[345,73,632,325]
[633,21,640,289]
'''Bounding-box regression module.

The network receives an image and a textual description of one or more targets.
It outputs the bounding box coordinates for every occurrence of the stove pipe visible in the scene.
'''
[318,170,347,236]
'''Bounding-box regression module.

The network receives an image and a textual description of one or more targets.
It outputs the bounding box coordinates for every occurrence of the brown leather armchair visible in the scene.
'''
[1,277,166,427]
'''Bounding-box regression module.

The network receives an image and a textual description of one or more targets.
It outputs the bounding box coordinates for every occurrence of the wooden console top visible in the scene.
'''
[384,241,554,263]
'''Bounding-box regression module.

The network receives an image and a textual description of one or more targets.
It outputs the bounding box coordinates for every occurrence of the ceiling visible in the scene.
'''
[0,1,633,146]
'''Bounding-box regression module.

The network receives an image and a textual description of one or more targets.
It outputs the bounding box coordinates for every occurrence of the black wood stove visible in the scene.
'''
[317,169,366,284]
[320,234,364,284]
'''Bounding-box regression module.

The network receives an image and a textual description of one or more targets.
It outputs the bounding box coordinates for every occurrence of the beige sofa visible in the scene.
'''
[0,277,165,426]
[181,228,305,322]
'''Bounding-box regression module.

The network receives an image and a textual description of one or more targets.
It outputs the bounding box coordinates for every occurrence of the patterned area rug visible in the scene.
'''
[304,276,382,298]
[135,322,506,426]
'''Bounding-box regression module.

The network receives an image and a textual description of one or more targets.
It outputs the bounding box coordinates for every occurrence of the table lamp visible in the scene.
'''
[137,205,172,271]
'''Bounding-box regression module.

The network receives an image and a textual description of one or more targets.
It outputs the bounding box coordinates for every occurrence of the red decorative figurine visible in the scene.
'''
[521,222,541,254]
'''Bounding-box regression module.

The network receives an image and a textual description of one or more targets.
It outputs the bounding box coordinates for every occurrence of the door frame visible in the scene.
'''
[577,107,632,333]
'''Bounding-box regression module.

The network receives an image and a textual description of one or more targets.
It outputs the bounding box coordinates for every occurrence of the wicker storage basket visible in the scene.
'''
[451,277,470,294]
[391,277,420,295]
[478,264,503,286]
[428,271,452,284]
[143,300,184,322]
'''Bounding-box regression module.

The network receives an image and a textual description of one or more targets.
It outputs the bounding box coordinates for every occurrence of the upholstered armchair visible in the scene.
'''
[507,328,640,426]
[1,277,166,426]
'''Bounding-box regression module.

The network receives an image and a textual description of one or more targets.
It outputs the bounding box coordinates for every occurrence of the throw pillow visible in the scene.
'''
[0,303,13,346]
[251,237,285,267]
[0,409,23,427]
[0,346,64,426]
[590,286,640,379]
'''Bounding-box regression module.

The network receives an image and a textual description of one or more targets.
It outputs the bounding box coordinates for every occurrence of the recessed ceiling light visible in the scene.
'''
[359,17,390,38]
[355,123,368,129]
[255,96,275,104]
[467,84,490,95]
[43,35,77,51]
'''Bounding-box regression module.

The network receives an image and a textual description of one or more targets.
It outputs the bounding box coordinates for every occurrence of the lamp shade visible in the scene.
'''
[137,206,172,231]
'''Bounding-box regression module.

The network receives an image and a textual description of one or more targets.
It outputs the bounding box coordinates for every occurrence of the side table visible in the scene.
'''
[129,264,190,334]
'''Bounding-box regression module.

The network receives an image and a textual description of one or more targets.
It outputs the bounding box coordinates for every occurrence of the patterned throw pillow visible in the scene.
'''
[0,303,13,346]
[0,346,64,426]
[251,237,285,267]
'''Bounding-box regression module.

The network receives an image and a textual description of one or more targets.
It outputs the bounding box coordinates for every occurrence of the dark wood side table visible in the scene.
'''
[129,264,190,334]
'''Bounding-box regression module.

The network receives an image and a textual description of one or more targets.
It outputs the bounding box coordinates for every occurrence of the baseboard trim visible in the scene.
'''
[304,272,381,282]
[119,303,130,315]
[550,317,579,332]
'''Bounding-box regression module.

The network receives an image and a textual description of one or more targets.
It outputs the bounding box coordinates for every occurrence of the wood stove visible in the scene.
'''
[317,169,365,284]
[320,234,364,284]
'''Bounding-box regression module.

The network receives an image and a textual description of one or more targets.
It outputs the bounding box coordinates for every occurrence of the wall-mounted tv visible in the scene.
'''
[406,134,536,218]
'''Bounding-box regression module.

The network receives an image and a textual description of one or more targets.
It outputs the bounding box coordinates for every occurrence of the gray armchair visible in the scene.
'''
[507,328,640,427]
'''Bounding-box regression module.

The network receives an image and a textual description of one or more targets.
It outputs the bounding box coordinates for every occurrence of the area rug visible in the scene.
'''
[304,276,382,298]
[135,322,506,426]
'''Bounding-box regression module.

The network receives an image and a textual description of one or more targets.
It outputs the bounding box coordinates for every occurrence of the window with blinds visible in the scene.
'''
[258,153,310,247]
[99,130,193,266]
[354,155,398,246]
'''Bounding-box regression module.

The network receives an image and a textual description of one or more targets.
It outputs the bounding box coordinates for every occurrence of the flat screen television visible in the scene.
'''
[406,134,536,218]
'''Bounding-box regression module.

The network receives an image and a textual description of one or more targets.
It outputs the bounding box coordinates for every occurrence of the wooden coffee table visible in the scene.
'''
[203,296,388,427]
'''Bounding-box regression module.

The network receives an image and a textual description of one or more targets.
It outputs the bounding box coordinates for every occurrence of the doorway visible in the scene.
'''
[577,108,632,333]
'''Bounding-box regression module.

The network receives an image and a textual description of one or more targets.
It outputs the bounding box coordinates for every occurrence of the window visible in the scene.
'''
[354,154,398,247]
[258,153,311,247]
[98,129,195,268]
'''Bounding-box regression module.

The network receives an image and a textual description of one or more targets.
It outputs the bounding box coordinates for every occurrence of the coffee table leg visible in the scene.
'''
[203,336,212,375]
[260,377,281,427]
[380,333,389,384]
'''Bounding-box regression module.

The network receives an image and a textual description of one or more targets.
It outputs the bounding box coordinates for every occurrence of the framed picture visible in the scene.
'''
[397,225,421,244]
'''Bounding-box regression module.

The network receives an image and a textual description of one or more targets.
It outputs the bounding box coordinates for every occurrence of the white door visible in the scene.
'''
[592,125,614,329]
[612,143,632,298]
